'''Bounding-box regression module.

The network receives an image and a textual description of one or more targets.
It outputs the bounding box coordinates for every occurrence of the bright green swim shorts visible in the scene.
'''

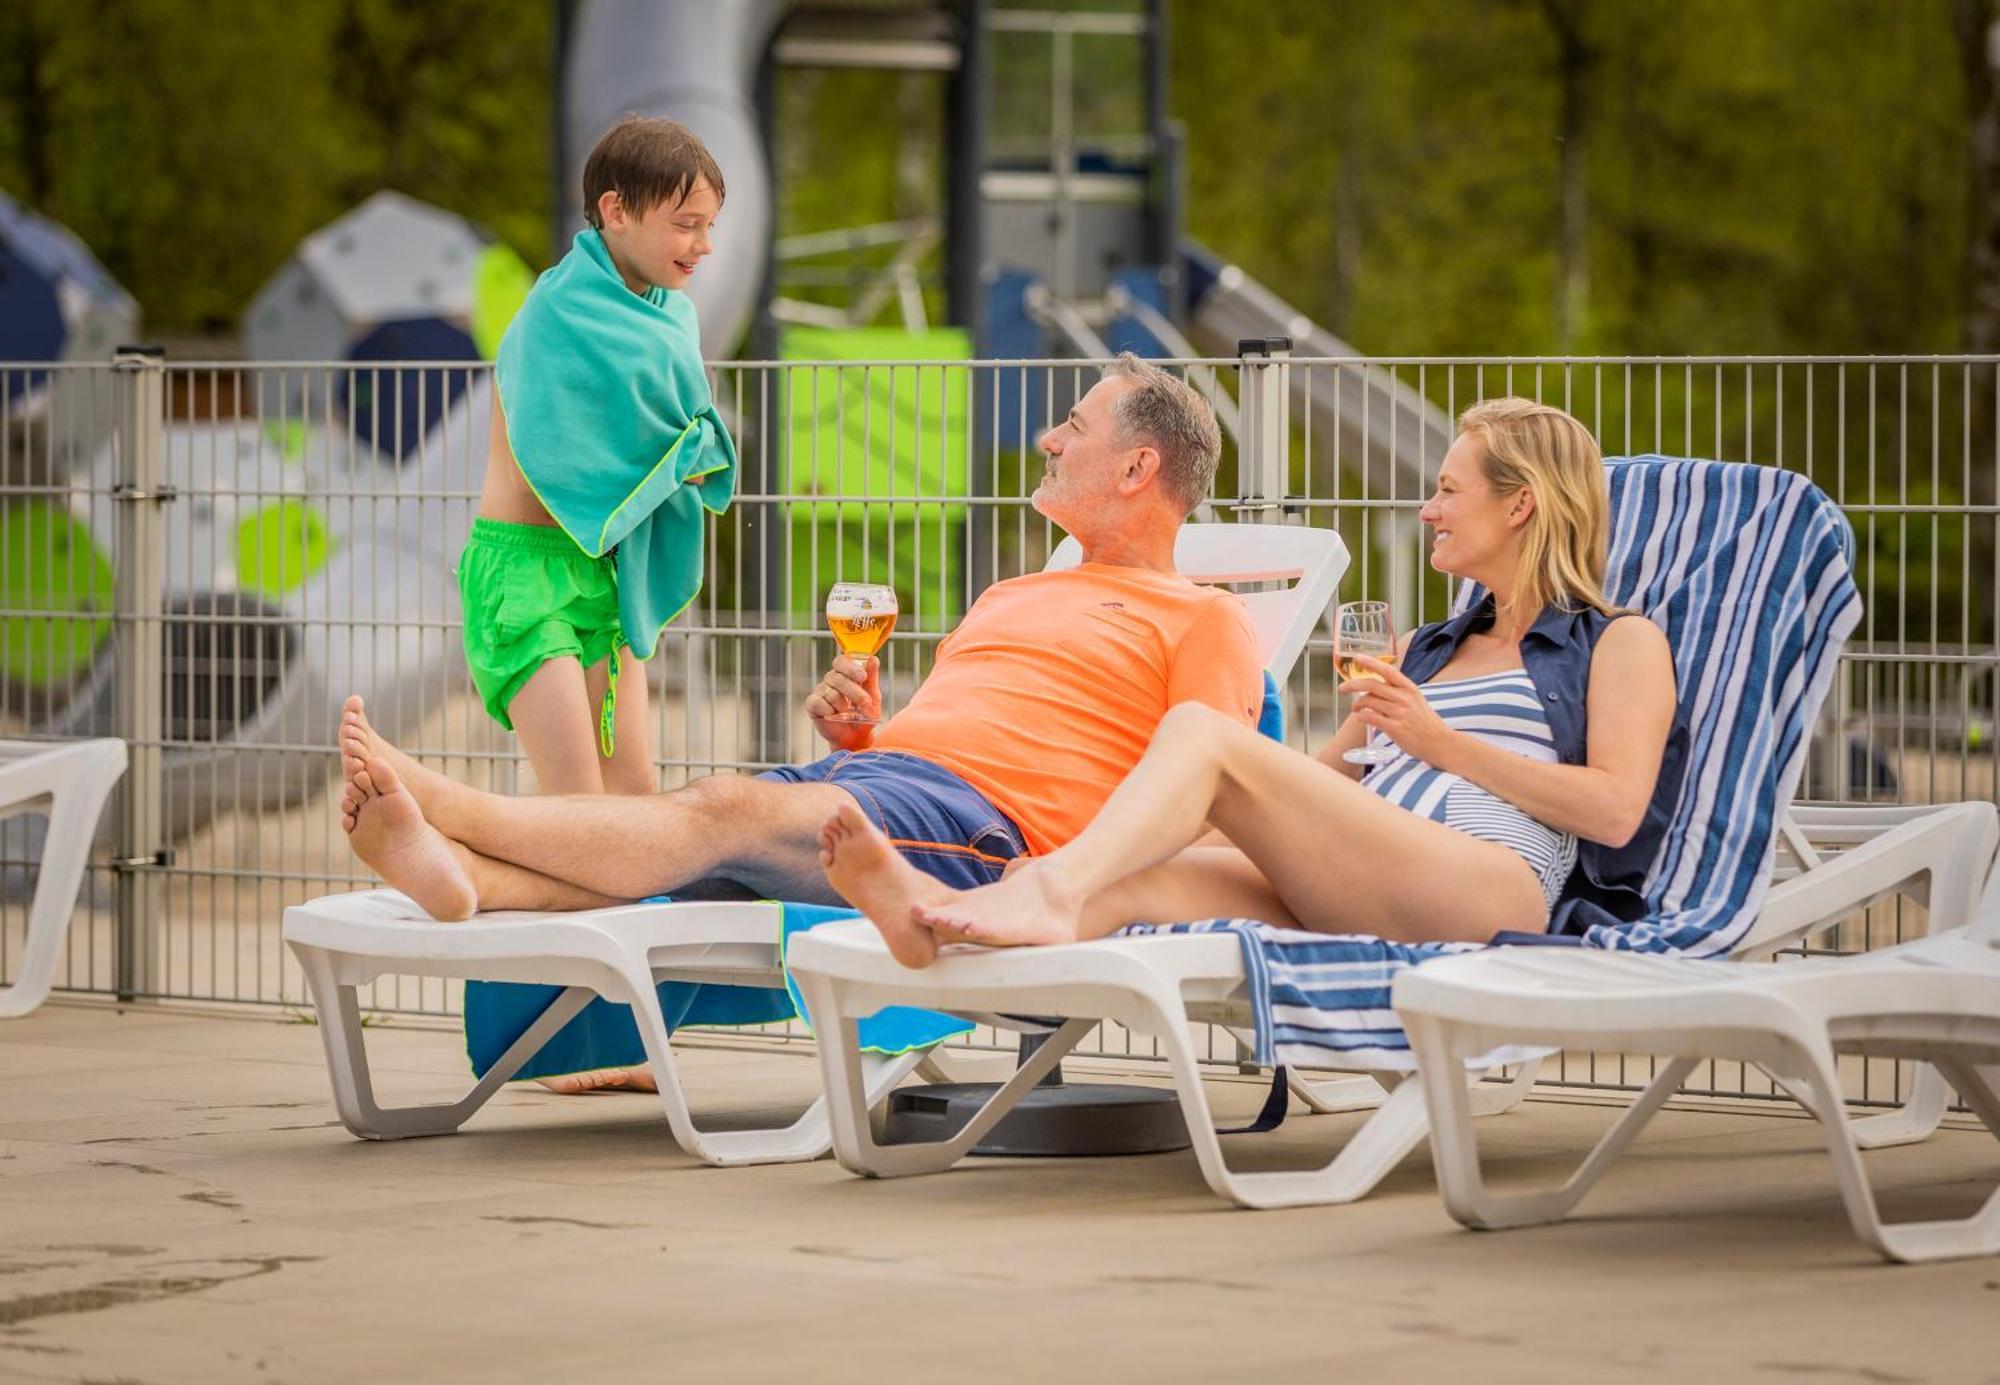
[457,518,626,751]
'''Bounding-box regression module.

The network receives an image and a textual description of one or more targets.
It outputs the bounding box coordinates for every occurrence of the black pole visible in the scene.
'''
[946,0,987,343]
[550,0,578,263]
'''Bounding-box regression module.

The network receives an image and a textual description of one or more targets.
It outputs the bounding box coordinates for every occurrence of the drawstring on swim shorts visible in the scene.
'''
[599,639,623,758]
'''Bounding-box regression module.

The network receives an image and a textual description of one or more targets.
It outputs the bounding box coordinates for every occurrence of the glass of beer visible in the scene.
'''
[823,581,899,724]
[1335,600,1399,766]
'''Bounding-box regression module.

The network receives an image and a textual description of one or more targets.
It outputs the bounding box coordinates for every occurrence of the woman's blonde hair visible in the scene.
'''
[1455,397,1617,619]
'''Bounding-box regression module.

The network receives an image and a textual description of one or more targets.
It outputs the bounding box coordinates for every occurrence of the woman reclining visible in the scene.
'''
[821,397,1683,966]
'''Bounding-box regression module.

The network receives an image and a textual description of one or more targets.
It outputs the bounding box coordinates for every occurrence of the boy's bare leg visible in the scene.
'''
[507,658,606,794]
[341,758,629,919]
[532,651,664,1095]
[588,645,658,795]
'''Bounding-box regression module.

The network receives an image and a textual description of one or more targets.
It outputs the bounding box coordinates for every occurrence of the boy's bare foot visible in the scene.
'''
[536,1067,659,1095]
[343,756,478,922]
[914,858,1087,950]
[817,801,956,968]
[339,696,457,815]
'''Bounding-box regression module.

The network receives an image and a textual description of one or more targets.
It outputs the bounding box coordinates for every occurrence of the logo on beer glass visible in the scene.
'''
[823,582,898,724]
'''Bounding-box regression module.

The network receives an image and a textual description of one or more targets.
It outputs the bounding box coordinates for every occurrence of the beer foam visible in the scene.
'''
[825,597,884,620]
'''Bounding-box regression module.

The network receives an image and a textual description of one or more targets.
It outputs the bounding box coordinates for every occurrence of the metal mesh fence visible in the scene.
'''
[0,350,1990,1111]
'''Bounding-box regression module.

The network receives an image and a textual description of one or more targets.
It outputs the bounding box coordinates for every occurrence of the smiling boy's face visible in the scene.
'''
[598,179,721,294]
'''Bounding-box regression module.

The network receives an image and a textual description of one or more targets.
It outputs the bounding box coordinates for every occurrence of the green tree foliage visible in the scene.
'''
[1173,0,1969,355]
[0,0,1977,354]
[0,0,548,334]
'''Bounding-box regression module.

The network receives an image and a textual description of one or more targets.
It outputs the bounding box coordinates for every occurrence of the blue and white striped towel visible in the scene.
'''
[1125,456,1863,1072]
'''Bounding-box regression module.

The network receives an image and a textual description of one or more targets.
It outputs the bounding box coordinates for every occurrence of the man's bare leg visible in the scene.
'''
[345,695,853,902]
[342,757,630,918]
[342,759,477,921]
[342,697,458,811]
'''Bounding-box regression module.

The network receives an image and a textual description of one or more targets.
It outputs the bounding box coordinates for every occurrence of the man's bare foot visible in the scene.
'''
[913,857,1087,950]
[343,756,478,922]
[818,801,955,967]
[339,696,457,816]
[536,1067,659,1095]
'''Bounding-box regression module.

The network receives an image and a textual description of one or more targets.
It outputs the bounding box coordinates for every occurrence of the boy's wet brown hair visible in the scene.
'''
[582,116,725,229]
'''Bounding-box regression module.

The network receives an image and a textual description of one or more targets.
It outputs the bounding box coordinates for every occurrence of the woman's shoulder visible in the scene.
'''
[1594,609,1668,651]
[1588,610,1673,681]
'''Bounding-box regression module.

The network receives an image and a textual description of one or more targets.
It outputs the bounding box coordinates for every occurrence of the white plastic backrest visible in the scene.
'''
[1046,523,1348,682]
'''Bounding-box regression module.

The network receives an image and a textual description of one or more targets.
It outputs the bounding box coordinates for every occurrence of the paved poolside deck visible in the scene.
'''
[2,1002,1996,1384]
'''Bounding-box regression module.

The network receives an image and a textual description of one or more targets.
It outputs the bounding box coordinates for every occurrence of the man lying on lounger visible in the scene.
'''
[339,355,1264,975]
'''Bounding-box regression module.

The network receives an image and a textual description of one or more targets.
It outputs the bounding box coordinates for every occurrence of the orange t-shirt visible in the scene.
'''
[870,563,1264,856]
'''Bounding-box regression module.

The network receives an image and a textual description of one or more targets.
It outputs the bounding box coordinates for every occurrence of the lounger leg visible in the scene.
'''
[913,1047,1016,1085]
[0,779,116,1019]
[1135,991,1430,1209]
[295,945,592,1140]
[797,966,1092,1179]
[1846,1063,1951,1150]
[1285,1069,1393,1115]
[1411,1007,1695,1230]
[1765,1041,2000,1264]
[1467,1057,1543,1117]
[616,964,927,1168]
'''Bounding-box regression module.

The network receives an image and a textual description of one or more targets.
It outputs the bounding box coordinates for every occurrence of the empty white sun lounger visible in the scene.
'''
[1396,813,2000,1263]
[0,738,127,1018]
[281,521,1347,1165]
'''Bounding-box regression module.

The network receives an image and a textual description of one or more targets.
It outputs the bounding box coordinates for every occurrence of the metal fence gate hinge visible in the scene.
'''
[110,850,173,872]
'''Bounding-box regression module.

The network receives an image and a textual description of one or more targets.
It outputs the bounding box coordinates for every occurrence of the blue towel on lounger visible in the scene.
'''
[464,902,974,1082]
[1123,456,1863,1072]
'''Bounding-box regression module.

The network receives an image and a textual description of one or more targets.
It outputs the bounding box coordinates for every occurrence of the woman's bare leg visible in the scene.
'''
[914,703,1547,946]
[822,804,1295,964]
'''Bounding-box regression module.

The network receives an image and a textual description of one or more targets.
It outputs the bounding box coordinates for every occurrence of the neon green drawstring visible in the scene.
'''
[599,644,622,758]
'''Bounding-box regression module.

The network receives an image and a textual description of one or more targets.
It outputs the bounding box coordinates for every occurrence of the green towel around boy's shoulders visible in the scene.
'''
[495,229,737,658]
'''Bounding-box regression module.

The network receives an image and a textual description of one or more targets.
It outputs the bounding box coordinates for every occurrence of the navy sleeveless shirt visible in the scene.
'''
[1398,596,1688,936]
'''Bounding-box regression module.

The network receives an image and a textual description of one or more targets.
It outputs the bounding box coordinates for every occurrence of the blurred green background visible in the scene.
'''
[0,0,1980,356]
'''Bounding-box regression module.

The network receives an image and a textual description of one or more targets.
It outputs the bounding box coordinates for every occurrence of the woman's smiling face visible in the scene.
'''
[1419,432,1525,580]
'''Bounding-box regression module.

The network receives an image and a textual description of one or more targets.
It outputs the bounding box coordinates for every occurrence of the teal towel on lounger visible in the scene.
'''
[462,901,975,1081]
[495,228,736,658]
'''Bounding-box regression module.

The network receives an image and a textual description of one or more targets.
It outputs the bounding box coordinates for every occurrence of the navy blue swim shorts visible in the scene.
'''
[758,750,1027,889]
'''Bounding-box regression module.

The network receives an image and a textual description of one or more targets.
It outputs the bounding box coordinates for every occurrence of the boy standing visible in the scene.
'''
[457,116,736,793]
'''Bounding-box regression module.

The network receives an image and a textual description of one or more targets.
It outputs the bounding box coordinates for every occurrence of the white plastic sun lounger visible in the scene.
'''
[281,521,1347,1166]
[1396,806,2000,1264]
[787,457,1997,1208]
[789,801,1994,1207]
[0,738,127,1019]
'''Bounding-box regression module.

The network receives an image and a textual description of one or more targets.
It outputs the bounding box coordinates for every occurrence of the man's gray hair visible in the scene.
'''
[1102,352,1222,516]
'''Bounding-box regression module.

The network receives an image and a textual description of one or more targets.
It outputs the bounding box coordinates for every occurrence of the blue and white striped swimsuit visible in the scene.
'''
[1360,669,1578,913]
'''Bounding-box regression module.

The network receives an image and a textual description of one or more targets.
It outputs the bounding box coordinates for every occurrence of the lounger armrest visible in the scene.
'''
[1733,801,1997,960]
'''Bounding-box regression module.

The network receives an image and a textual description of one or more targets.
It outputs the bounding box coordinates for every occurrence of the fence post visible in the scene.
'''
[1235,336,1292,521]
[112,347,169,1004]
[1231,337,1292,1077]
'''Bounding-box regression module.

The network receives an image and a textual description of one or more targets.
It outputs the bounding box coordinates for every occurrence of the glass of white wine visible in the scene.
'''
[823,581,899,724]
[1335,600,1399,766]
